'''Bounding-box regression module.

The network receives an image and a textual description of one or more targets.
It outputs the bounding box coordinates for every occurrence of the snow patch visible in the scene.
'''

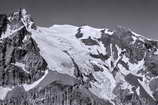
[138,79,155,101]
[121,82,134,93]
[1,25,24,39]
[122,55,145,75]
[131,31,145,42]
[23,70,48,91]
[118,64,130,75]
[105,29,114,35]
[14,62,30,73]
[98,41,107,55]
[90,70,116,100]
[136,86,140,96]
[0,87,12,100]
[80,26,102,39]
[89,60,116,100]
[154,49,158,55]
[131,35,137,44]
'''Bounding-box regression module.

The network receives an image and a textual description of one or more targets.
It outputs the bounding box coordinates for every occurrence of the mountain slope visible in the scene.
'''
[0,9,158,105]
[32,24,158,104]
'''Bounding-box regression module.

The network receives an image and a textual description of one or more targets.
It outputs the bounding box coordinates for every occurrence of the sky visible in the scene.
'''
[0,0,158,39]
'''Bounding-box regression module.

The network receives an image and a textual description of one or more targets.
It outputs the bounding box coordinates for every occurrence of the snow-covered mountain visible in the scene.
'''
[0,9,158,105]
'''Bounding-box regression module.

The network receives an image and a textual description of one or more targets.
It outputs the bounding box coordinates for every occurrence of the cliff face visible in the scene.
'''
[0,9,47,99]
[0,14,7,36]
[0,9,158,105]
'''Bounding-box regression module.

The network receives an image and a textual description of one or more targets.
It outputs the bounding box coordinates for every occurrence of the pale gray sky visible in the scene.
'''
[0,0,158,39]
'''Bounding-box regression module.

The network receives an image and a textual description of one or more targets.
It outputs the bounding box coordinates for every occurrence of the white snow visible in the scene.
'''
[104,44,114,72]
[138,79,155,101]
[80,25,102,39]
[136,86,140,96]
[31,25,81,77]
[131,31,145,42]
[23,34,31,43]
[88,60,116,100]
[90,70,116,100]
[131,31,158,42]
[14,62,30,73]
[131,35,137,44]
[118,64,130,75]
[121,82,134,93]
[23,70,48,91]
[30,24,150,102]
[2,9,157,103]
[31,25,117,100]
[122,55,145,75]
[98,41,107,55]
[32,25,106,77]
[1,9,33,39]
[0,87,12,100]
[116,64,133,94]
[0,25,24,39]
[115,45,122,56]
[154,49,158,55]
[131,31,142,37]
[105,29,114,35]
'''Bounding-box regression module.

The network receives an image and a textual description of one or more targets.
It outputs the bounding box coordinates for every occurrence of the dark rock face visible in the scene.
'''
[0,10,47,88]
[0,14,8,37]
[1,83,111,105]
[75,27,83,38]
[0,26,47,86]
[81,36,99,46]
[0,64,30,86]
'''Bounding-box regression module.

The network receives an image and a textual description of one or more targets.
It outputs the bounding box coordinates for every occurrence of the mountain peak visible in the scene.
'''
[8,8,36,30]
[0,9,36,39]
[1,9,158,105]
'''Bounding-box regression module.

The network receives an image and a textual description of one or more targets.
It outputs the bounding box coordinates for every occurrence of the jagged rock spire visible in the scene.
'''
[0,9,36,39]
[20,8,36,30]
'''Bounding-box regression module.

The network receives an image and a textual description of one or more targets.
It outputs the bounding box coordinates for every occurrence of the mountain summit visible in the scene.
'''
[0,9,158,105]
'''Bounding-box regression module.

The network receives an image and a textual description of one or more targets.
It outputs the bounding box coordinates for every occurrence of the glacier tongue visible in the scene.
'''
[31,25,79,77]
